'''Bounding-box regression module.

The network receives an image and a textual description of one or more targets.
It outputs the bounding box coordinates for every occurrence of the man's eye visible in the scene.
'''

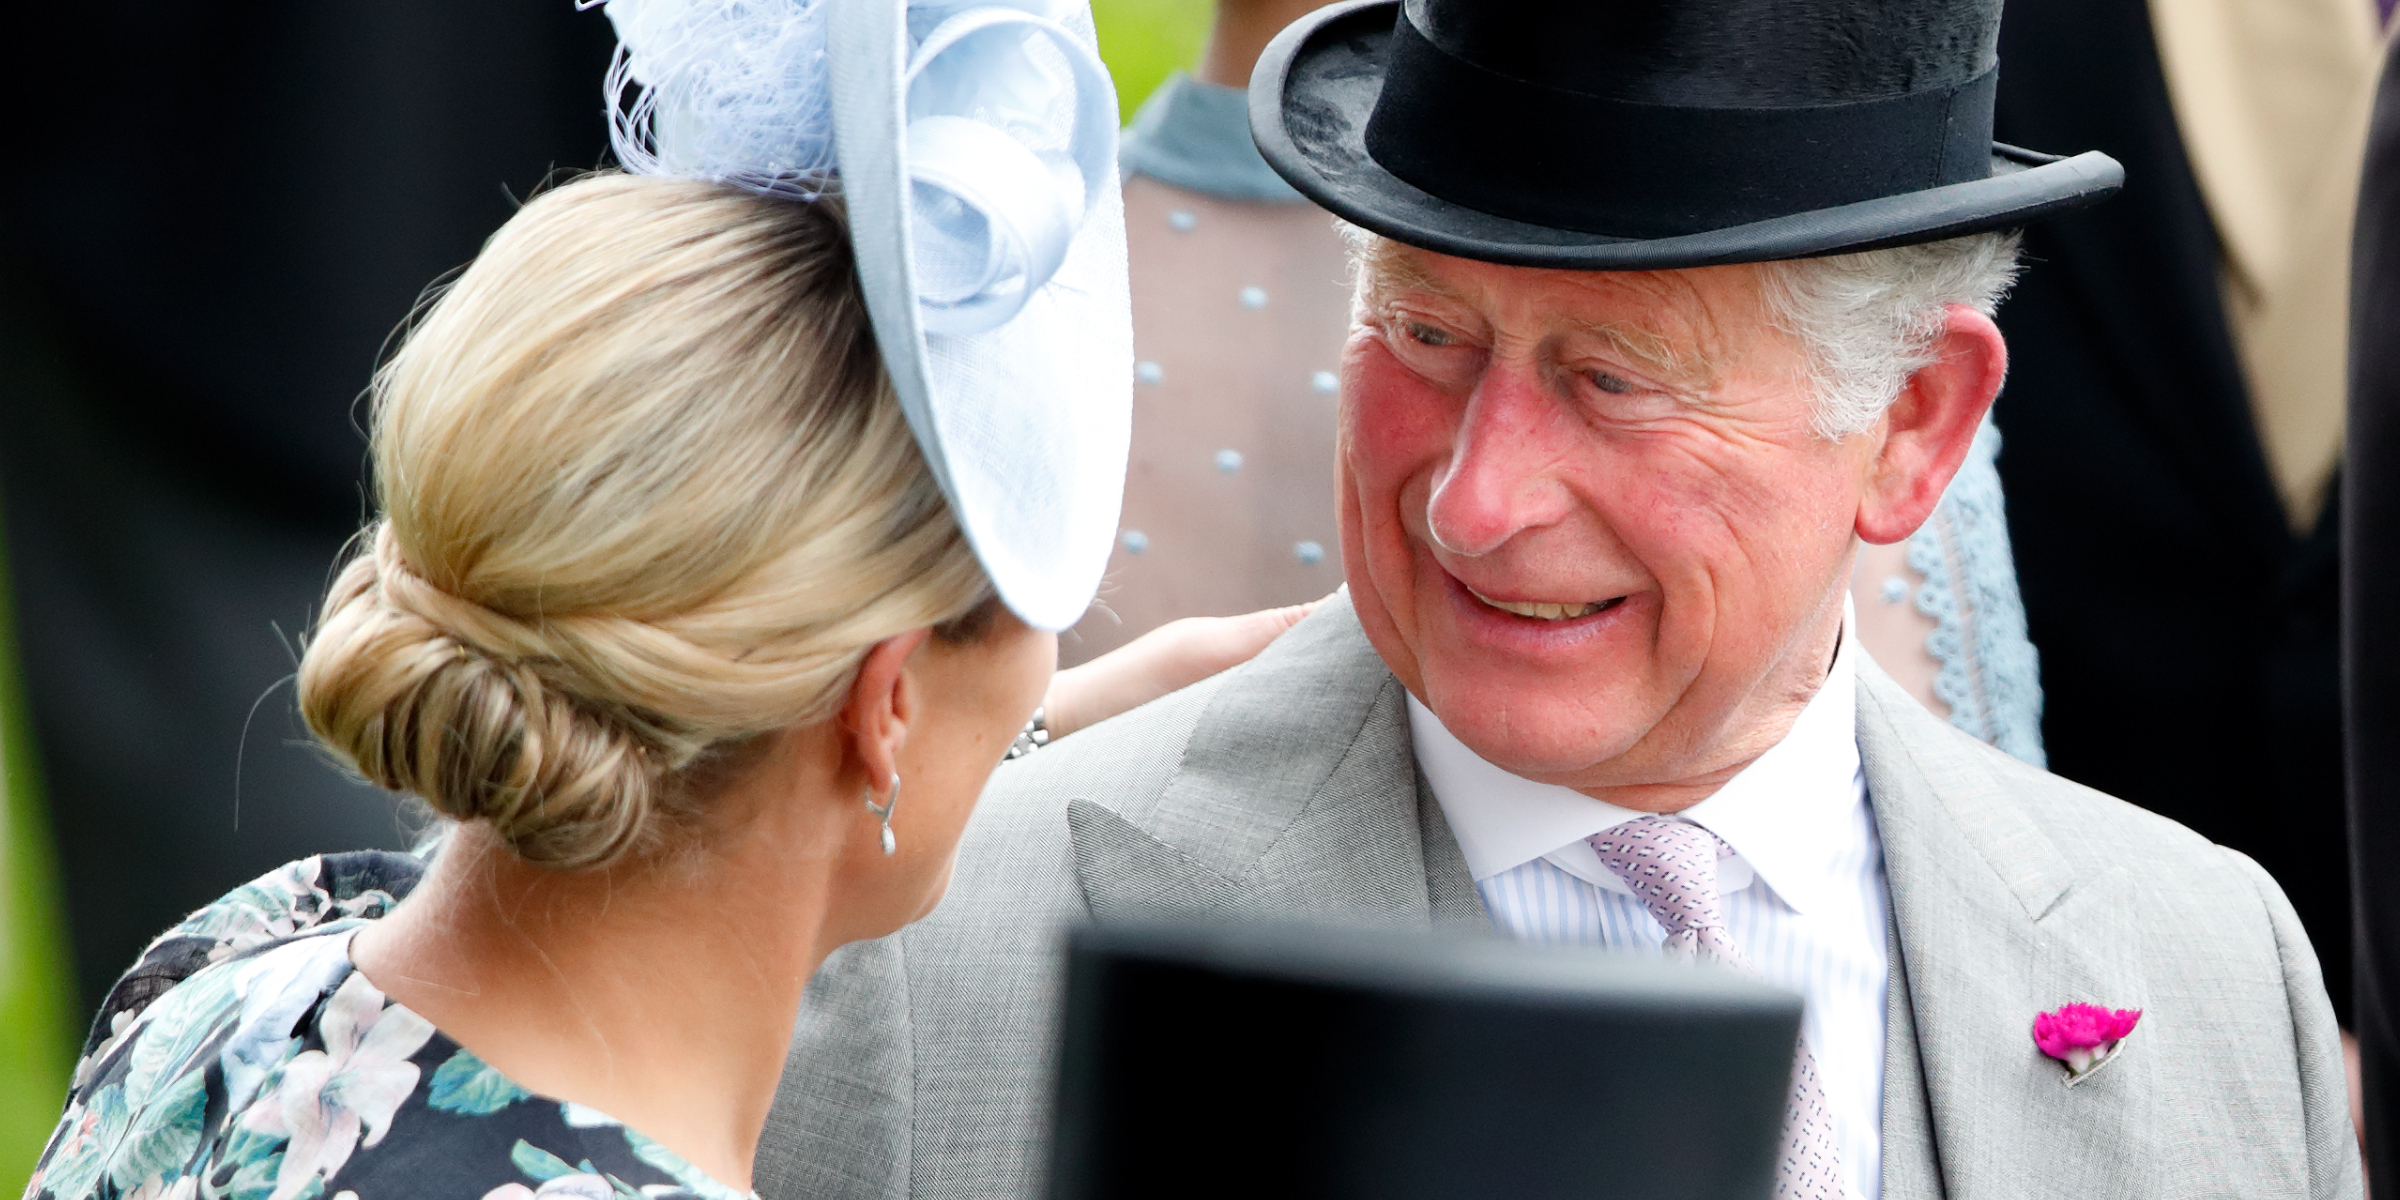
[1405,322,1454,347]
[1588,370,1634,395]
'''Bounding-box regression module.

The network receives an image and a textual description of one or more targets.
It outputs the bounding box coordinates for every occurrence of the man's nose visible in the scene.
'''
[1425,364,1574,557]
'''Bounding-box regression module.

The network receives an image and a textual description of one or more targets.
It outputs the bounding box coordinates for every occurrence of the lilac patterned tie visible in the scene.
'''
[1588,815,1844,1200]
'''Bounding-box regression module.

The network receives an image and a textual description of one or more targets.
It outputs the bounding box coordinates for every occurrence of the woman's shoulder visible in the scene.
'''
[31,868,750,1200]
[76,850,427,1069]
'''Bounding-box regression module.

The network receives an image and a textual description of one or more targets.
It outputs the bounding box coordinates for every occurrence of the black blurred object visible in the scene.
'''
[2345,27,2400,1183]
[1048,922,1800,1200]
[1990,0,2351,1021]
[2,2,618,1018]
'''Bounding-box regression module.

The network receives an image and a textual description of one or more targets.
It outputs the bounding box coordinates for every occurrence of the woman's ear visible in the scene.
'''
[1856,304,2008,545]
[840,629,934,793]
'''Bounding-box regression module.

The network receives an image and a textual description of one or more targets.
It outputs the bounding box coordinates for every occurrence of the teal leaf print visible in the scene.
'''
[105,1066,209,1190]
[429,1049,530,1115]
[620,1130,748,1200]
[36,1090,119,1200]
[511,1141,580,1183]
[122,963,243,1102]
[209,1123,295,1200]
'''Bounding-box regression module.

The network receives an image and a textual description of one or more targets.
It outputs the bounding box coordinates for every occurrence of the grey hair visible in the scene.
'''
[1759,232,2022,438]
[1338,223,2020,440]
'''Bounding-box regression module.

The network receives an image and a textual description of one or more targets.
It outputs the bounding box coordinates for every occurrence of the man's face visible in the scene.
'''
[1339,243,1880,793]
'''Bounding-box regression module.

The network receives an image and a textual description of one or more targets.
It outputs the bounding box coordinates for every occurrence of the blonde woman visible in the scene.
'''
[21,2,1269,1196]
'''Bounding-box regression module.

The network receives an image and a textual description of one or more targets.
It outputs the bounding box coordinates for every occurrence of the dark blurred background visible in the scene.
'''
[2,0,618,1050]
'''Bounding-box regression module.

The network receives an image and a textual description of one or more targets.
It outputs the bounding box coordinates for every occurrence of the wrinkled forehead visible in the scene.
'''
[1351,234,1781,382]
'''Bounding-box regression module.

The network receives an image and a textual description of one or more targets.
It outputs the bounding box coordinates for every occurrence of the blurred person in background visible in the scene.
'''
[0,2,621,1036]
[1083,0,1353,662]
[1091,0,2049,763]
[2346,19,2400,1180]
[1988,0,2383,1036]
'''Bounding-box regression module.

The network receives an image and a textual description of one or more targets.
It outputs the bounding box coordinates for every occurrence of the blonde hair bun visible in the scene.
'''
[299,174,992,870]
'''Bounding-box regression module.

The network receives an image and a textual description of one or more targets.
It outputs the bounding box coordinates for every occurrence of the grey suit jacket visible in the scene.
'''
[759,598,2360,1199]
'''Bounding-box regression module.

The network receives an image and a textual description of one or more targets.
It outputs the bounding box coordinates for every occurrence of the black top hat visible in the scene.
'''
[1248,0,2125,269]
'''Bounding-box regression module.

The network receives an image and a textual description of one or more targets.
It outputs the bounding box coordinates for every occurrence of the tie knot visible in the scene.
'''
[1587,815,1733,950]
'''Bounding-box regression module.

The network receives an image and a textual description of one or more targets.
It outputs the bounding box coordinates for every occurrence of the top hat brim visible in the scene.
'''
[1250,0,2125,270]
[1049,921,1800,1199]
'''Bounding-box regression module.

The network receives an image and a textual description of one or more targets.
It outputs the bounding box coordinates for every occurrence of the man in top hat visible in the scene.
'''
[756,1,2361,1196]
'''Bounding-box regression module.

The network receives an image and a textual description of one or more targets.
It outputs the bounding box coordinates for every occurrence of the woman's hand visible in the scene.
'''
[1041,596,1329,740]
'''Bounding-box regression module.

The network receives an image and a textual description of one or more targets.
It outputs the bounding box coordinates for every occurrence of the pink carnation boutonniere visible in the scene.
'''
[2033,1003,2142,1083]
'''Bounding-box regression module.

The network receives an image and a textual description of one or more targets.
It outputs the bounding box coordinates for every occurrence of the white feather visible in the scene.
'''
[604,0,839,198]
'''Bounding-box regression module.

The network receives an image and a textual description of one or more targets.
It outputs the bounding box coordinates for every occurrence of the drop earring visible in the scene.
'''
[864,774,900,855]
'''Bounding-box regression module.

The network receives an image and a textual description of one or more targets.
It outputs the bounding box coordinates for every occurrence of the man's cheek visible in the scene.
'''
[1596,433,1799,559]
[1342,357,1456,492]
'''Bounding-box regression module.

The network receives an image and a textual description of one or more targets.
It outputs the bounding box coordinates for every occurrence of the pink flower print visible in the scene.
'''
[240,971,436,1200]
[2033,1002,2142,1078]
[56,1106,101,1160]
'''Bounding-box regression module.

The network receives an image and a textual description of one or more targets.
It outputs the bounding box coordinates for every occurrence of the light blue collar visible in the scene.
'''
[1118,72,1306,203]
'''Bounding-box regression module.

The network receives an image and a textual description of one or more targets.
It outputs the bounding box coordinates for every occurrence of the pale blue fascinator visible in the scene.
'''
[598,0,1132,632]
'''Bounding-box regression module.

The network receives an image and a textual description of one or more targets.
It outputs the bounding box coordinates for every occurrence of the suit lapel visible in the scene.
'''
[1070,597,1481,927]
[1880,917,1944,1198]
[1861,661,2160,1198]
[1415,762,1489,927]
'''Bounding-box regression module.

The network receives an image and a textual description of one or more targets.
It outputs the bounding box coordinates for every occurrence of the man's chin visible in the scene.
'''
[1418,684,1649,783]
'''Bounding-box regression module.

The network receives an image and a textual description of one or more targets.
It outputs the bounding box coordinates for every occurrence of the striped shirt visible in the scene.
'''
[1409,628,1889,1200]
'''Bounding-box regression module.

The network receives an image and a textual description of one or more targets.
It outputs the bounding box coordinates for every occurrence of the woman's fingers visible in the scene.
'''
[1040,594,1334,740]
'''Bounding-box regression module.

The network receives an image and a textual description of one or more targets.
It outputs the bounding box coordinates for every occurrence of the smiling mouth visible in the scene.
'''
[1467,589,1628,621]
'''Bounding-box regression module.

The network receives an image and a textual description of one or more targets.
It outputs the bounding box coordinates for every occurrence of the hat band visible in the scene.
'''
[1362,16,1999,241]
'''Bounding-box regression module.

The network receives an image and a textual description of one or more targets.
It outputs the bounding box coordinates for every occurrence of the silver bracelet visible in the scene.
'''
[1005,707,1050,760]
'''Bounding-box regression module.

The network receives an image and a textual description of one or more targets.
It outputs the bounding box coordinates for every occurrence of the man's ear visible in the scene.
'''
[840,629,934,794]
[1856,304,2007,545]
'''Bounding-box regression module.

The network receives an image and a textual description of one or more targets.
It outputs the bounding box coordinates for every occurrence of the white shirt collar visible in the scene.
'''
[1411,603,1865,916]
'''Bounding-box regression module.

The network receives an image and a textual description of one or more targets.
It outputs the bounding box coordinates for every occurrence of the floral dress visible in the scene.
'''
[25,852,752,1200]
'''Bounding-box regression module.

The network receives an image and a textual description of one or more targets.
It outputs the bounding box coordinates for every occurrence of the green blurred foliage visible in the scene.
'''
[1092,0,1213,117]
[0,518,71,1193]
